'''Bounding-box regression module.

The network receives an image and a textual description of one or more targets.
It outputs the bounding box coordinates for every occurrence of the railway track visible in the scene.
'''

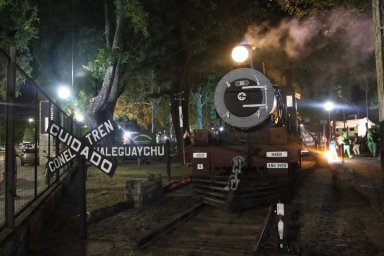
[136,203,278,256]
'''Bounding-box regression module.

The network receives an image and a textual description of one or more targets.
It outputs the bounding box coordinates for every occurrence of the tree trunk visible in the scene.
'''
[372,0,384,206]
[86,4,126,129]
[197,92,203,129]
[86,63,116,128]
[373,0,384,122]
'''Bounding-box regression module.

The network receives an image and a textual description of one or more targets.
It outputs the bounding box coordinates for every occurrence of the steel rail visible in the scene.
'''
[136,202,205,248]
[250,204,274,255]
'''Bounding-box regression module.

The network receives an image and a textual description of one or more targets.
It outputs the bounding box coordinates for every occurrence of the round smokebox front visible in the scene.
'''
[214,68,275,129]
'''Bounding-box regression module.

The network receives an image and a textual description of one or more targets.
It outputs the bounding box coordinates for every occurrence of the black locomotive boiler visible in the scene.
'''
[186,68,302,210]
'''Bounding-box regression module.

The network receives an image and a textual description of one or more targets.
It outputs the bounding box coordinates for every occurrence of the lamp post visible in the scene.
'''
[362,75,369,138]
[324,101,334,148]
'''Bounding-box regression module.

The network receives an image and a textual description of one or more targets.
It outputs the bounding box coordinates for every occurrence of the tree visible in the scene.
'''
[114,69,166,131]
[372,0,384,123]
[189,75,219,130]
[276,0,369,17]
[0,1,39,149]
[85,0,149,129]
[0,0,39,96]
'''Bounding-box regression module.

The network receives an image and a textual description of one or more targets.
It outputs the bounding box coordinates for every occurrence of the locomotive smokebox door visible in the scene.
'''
[191,151,210,175]
[214,68,276,129]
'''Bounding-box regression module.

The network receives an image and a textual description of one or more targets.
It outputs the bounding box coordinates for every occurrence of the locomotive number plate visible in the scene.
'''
[266,151,288,157]
[267,163,288,168]
[193,152,207,158]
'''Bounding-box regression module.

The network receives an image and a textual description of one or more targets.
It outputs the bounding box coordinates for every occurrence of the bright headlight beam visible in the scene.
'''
[231,45,249,63]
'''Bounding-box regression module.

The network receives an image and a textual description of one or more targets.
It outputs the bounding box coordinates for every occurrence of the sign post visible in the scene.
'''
[78,158,87,239]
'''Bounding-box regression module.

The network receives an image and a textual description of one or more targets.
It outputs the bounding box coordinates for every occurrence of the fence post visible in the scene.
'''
[5,46,16,227]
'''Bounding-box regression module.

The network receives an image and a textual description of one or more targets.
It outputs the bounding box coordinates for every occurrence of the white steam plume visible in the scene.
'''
[242,8,374,66]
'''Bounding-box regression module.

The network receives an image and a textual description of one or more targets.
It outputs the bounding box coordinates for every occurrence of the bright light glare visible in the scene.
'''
[231,45,249,63]
[74,113,84,122]
[123,131,132,140]
[324,101,334,111]
[326,150,341,164]
[58,86,71,100]
[219,126,224,131]
[28,118,34,123]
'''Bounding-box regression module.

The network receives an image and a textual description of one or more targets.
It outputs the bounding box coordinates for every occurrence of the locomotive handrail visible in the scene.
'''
[243,103,268,108]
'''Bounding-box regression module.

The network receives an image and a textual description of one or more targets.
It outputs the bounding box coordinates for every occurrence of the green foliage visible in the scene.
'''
[22,127,35,142]
[0,1,39,98]
[116,0,149,37]
[114,69,172,131]
[0,1,39,49]
[189,74,221,129]
[83,48,112,83]
[276,0,370,17]
[72,89,94,120]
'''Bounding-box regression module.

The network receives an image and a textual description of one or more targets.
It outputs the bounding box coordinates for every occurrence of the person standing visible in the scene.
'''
[342,132,352,158]
[368,128,379,157]
[329,136,338,160]
[352,133,360,155]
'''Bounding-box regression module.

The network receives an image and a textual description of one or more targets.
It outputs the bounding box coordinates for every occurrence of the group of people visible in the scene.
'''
[329,128,380,159]
[329,133,355,159]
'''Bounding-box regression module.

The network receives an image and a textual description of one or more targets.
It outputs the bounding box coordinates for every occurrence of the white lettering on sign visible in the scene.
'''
[267,163,288,168]
[193,152,207,158]
[96,145,165,157]
[85,120,114,145]
[48,148,77,172]
[197,164,204,170]
[101,159,113,173]
[46,119,117,177]
[266,151,288,157]
[90,151,101,166]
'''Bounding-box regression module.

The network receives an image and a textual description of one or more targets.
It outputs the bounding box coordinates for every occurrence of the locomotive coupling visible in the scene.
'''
[224,156,246,191]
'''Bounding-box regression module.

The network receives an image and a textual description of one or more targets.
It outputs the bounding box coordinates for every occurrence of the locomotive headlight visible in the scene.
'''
[231,45,250,63]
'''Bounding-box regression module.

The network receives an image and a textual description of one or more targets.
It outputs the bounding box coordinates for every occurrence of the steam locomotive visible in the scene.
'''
[185,68,302,210]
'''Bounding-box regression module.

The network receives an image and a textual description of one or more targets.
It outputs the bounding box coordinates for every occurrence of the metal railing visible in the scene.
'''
[0,47,81,229]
